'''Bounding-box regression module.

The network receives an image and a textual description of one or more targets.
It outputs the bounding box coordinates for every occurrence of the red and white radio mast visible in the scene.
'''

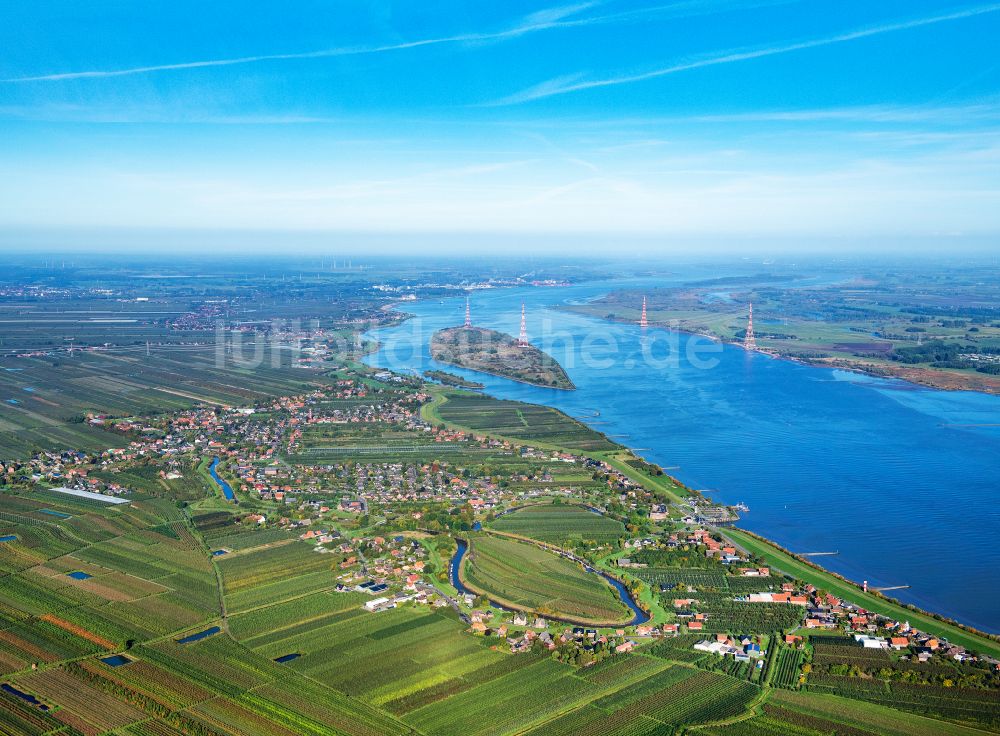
[464,296,472,328]
[518,303,529,347]
[640,296,648,328]
[743,301,757,351]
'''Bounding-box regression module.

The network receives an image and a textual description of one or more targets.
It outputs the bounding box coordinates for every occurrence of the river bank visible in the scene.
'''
[207,457,236,502]
[560,304,1000,396]
[365,279,1000,633]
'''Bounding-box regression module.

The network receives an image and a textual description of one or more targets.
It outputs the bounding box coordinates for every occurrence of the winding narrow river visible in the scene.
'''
[366,277,1000,633]
[208,457,236,502]
[448,538,650,626]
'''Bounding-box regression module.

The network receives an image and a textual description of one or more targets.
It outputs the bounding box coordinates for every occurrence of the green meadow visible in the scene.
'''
[462,535,631,625]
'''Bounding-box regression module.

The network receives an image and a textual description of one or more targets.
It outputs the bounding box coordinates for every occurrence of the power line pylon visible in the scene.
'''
[743,301,757,351]
[518,303,529,347]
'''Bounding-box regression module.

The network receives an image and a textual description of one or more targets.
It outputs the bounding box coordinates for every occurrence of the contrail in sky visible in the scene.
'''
[493,3,1000,105]
[3,1,784,83]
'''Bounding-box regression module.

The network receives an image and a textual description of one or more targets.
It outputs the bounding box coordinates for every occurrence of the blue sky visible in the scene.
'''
[1,1,999,253]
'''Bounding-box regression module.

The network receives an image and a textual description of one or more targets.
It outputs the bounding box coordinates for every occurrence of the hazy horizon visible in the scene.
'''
[2,1,999,253]
[1,227,1000,259]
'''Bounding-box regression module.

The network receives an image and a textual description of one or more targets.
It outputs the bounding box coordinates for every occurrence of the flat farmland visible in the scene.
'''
[490,503,625,546]
[249,603,756,736]
[0,346,339,458]
[287,420,488,464]
[757,689,993,736]
[216,540,335,613]
[462,535,631,624]
[246,606,515,708]
[631,567,729,589]
[0,488,223,686]
[431,392,618,451]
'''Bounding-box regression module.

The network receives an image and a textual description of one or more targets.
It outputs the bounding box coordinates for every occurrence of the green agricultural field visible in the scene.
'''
[216,540,335,613]
[462,535,631,624]
[490,502,625,547]
[428,390,618,451]
[287,418,490,464]
[631,567,729,589]
[230,591,369,646]
[770,646,804,689]
[0,488,221,676]
[530,665,760,734]
[252,607,508,701]
[761,689,994,736]
[0,343,348,459]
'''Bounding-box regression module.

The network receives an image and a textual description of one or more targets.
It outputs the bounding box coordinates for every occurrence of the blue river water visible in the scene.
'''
[366,278,1000,633]
[208,457,236,501]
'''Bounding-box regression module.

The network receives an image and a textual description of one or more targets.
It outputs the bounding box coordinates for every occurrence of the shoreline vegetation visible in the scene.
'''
[562,290,1000,396]
[422,369,484,389]
[430,325,576,390]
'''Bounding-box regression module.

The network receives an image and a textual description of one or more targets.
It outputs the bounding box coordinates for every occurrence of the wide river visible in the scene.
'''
[365,277,1000,633]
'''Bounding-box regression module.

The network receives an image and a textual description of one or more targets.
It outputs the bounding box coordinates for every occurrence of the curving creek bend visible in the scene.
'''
[448,537,650,627]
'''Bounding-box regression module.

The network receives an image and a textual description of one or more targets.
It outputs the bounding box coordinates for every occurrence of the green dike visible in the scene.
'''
[419,386,450,425]
[722,528,1000,659]
[597,451,691,503]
